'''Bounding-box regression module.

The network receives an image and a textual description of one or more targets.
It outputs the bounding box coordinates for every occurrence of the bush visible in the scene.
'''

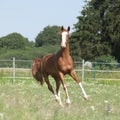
[93,54,118,70]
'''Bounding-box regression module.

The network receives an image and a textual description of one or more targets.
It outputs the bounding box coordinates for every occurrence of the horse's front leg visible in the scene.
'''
[59,72,71,105]
[70,69,88,100]
[53,77,63,107]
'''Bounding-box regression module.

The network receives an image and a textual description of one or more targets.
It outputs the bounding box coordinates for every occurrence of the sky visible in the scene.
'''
[0,0,86,41]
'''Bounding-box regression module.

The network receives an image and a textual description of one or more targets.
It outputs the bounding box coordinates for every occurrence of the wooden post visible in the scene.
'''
[82,59,85,82]
[13,57,15,83]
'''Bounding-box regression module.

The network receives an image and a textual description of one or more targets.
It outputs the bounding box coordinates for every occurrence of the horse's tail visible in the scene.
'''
[32,57,44,85]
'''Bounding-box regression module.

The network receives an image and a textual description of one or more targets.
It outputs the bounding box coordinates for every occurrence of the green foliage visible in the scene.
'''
[35,25,61,47]
[93,54,118,70]
[0,26,60,60]
[94,54,116,63]
[70,35,82,61]
[0,33,30,49]
[0,45,59,60]
[70,0,120,62]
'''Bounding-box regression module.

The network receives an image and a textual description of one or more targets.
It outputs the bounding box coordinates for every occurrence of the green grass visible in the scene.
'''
[0,78,120,120]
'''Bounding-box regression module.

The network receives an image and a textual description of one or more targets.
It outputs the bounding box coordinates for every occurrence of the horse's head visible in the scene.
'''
[60,26,70,48]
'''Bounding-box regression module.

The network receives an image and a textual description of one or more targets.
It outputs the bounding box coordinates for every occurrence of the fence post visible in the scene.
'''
[13,57,15,83]
[93,62,96,80]
[82,59,85,82]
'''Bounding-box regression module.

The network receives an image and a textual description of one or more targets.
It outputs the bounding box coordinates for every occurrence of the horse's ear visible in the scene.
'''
[67,26,70,31]
[61,26,64,31]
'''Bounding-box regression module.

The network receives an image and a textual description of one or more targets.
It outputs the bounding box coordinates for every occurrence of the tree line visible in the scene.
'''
[70,0,120,62]
[0,0,120,62]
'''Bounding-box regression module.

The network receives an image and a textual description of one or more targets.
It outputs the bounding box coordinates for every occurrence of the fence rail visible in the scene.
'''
[0,57,120,82]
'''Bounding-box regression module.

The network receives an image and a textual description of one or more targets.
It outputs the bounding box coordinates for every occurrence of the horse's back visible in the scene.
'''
[42,54,58,76]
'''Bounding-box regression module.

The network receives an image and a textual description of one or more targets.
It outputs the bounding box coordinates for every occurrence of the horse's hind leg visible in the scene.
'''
[70,69,88,100]
[44,76,55,95]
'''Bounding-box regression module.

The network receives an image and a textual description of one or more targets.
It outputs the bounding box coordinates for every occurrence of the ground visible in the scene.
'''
[0,78,120,120]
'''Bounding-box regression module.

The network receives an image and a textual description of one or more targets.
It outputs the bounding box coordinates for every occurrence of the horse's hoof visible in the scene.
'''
[84,95,88,100]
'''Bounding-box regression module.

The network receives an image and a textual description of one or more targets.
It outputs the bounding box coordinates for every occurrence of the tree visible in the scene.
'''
[101,0,120,62]
[35,25,61,47]
[0,33,30,49]
[70,0,120,62]
[69,33,82,61]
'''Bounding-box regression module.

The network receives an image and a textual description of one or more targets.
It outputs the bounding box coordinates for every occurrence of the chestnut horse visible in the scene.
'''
[32,26,88,106]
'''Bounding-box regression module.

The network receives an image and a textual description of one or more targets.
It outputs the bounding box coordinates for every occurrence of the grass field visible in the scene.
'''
[0,78,120,120]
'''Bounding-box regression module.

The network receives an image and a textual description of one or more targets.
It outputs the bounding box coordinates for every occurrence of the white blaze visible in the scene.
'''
[61,31,68,48]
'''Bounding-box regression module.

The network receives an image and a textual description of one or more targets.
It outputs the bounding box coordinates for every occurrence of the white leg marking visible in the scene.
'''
[63,84,71,104]
[54,94,59,100]
[57,90,61,99]
[66,97,71,104]
[57,91,63,106]
[79,82,88,100]
[54,94,63,107]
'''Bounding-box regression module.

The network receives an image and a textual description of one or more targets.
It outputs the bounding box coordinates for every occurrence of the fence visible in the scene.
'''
[0,57,32,82]
[80,60,120,81]
[0,57,120,82]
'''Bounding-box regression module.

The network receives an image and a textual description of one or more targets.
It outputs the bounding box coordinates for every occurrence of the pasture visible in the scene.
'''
[0,77,120,120]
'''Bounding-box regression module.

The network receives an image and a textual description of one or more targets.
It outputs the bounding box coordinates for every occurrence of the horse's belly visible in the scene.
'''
[46,67,57,75]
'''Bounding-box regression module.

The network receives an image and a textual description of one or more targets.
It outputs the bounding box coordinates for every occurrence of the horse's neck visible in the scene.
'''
[58,44,70,57]
[63,44,70,56]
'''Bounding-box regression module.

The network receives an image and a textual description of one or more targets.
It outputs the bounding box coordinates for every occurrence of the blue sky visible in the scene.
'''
[0,0,86,41]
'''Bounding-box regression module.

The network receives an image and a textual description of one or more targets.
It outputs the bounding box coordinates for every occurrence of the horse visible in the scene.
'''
[32,26,88,106]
